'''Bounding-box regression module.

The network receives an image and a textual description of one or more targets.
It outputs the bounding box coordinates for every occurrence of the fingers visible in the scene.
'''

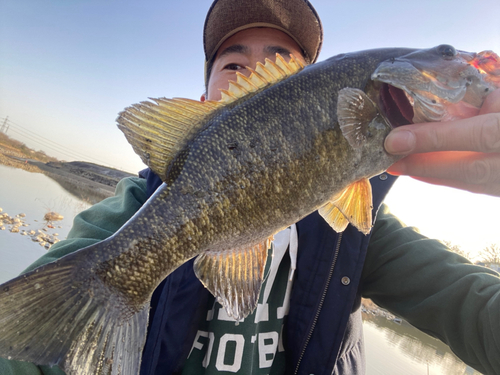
[387,151,500,197]
[384,89,500,197]
[384,112,500,155]
[384,89,500,155]
[479,88,500,115]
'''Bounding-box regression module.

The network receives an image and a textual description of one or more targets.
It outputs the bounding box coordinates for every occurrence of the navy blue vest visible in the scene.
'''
[138,168,396,375]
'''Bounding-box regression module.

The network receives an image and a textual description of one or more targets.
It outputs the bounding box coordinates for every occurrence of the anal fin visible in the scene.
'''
[194,237,272,321]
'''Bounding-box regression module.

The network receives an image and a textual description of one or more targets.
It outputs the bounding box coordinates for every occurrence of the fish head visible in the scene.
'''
[370,44,500,124]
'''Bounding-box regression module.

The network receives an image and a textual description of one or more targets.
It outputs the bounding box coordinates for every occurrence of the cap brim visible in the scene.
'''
[203,0,323,64]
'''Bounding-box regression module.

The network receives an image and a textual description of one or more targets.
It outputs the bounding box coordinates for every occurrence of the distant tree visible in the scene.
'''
[479,244,500,265]
[19,144,29,156]
[443,240,472,260]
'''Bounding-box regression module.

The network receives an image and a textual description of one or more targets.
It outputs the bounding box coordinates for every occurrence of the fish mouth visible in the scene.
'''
[371,46,500,127]
[379,83,414,127]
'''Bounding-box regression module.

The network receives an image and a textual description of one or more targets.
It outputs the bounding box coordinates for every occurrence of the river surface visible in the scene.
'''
[0,164,92,280]
[0,164,483,374]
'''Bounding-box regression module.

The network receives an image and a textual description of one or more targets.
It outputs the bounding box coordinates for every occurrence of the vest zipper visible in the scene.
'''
[293,232,343,375]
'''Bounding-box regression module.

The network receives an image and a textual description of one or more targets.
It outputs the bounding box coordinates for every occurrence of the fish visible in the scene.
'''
[0,45,498,375]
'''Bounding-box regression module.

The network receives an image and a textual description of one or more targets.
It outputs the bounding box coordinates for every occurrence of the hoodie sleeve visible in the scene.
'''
[22,177,148,272]
[362,203,500,375]
[0,177,148,375]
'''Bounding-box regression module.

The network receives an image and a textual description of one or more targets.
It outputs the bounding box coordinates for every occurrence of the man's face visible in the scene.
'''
[204,28,306,101]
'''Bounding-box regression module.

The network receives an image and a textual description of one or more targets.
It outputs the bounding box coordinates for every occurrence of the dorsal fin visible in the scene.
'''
[117,98,222,180]
[219,53,304,103]
[116,53,304,180]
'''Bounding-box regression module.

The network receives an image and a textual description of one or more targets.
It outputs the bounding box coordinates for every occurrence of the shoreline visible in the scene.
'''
[0,147,135,204]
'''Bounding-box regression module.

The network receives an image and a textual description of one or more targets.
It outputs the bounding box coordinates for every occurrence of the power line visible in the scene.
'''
[4,122,110,165]
[6,127,95,161]
[0,116,113,166]
[0,116,104,162]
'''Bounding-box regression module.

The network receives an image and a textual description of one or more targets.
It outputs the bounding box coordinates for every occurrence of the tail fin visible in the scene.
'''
[0,248,150,375]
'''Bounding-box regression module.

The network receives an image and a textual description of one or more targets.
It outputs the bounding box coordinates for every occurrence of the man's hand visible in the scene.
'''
[384,89,500,196]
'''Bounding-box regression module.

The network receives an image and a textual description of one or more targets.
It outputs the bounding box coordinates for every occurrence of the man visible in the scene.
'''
[1,0,499,374]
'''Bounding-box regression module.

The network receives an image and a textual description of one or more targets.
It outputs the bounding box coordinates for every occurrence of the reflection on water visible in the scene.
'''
[363,312,482,375]
[43,171,114,205]
[0,164,107,282]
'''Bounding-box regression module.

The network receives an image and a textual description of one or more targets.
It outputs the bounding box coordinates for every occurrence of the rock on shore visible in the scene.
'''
[0,210,61,249]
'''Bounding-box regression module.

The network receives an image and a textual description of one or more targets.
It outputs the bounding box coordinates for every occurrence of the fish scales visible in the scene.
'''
[96,48,411,305]
[0,45,499,375]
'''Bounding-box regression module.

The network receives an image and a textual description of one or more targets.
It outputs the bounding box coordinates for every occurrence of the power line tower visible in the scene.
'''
[0,117,8,133]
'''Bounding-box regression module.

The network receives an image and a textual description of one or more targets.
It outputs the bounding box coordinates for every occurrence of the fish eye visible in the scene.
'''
[437,45,457,60]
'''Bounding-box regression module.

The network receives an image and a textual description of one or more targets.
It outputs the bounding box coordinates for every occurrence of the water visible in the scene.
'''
[0,164,92,282]
[363,313,481,375]
[0,164,484,374]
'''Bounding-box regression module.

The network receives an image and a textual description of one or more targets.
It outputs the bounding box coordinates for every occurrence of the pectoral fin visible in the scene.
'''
[337,88,384,149]
[194,237,273,321]
[320,178,373,235]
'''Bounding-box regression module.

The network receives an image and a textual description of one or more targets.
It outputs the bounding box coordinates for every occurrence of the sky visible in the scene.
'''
[1,0,500,258]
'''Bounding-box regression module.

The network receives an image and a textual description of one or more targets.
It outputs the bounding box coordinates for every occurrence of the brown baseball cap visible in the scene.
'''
[203,0,323,64]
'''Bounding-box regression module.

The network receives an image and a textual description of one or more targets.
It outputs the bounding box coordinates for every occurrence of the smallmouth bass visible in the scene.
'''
[0,45,498,375]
